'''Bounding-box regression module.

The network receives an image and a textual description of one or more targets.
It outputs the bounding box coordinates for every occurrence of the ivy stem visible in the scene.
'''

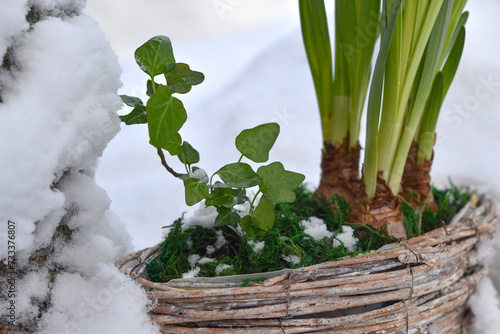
[249,190,262,215]
[150,75,156,94]
[156,148,182,178]
[237,154,244,163]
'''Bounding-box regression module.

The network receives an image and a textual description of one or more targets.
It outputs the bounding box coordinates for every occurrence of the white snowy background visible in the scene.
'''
[0,0,498,333]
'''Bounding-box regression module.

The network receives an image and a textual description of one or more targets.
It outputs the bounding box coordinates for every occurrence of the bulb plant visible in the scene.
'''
[300,0,468,238]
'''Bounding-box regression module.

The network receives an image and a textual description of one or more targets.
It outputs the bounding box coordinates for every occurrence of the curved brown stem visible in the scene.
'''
[157,148,183,178]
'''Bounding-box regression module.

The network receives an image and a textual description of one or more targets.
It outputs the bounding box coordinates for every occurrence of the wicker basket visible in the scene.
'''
[118,196,499,333]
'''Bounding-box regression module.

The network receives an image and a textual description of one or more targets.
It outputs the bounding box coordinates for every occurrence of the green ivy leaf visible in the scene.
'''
[146,85,187,149]
[120,105,147,125]
[257,162,305,203]
[165,63,205,94]
[240,215,255,237]
[236,123,280,163]
[206,188,236,207]
[216,163,262,188]
[234,188,248,204]
[135,35,175,77]
[164,133,183,156]
[215,207,241,227]
[178,141,200,165]
[184,178,209,206]
[251,196,276,233]
[120,95,144,108]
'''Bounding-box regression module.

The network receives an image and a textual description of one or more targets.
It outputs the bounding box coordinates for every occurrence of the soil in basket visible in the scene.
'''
[146,184,470,282]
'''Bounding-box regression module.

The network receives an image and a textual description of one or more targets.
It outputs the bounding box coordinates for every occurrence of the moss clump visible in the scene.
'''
[147,184,470,282]
[402,182,471,239]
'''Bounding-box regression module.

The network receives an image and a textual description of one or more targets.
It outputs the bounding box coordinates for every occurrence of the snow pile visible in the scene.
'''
[179,206,218,231]
[301,217,333,241]
[182,267,201,279]
[468,277,500,334]
[0,1,158,333]
[215,264,233,275]
[281,254,301,265]
[248,240,265,253]
[332,226,359,252]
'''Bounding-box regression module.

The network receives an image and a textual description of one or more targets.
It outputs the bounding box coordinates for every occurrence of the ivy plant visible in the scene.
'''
[120,36,304,237]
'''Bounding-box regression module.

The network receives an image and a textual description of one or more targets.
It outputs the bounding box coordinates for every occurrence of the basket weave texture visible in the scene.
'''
[118,197,500,334]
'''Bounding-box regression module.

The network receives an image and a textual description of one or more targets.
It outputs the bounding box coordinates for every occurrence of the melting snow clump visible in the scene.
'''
[301,217,334,240]
[281,254,301,265]
[215,264,233,275]
[183,267,201,279]
[333,226,359,252]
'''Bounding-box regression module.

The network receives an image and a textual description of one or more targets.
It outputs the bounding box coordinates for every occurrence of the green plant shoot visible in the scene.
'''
[120,36,305,237]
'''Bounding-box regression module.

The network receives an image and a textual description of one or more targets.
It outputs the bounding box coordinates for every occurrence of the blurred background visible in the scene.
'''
[85,0,500,251]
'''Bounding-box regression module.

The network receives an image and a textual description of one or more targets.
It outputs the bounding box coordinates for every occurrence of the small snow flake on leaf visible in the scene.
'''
[257,162,305,203]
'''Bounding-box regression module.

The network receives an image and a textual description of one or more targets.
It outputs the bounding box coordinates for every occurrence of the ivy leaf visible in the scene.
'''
[178,141,200,165]
[184,178,209,206]
[251,196,276,233]
[164,133,183,156]
[165,63,205,94]
[120,95,144,107]
[135,35,175,77]
[206,188,236,207]
[216,163,262,188]
[257,162,305,203]
[147,80,163,97]
[236,123,280,163]
[215,207,241,227]
[234,188,248,204]
[120,105,147,125]
[146,85,187,149]
[240,215,255,237]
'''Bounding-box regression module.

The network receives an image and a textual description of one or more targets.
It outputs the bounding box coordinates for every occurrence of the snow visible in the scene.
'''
[301,217,334,241]
[36,264,158,334]
[248,240,265,254]
[0,0,28,60]
[182,267,200,279]
[468,277,500,334]
[215,264,233,275]
[281,254,301,265]
[0,1,154,333]
[188,254,200,267]
[332,226,359,252]
[180,206,218,231]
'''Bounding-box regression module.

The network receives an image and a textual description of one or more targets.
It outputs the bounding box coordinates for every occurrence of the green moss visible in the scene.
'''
[146,184,470,282]
[402,182,470,238]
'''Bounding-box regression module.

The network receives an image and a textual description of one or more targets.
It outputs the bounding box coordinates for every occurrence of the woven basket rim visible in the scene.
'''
[116,195,500,333]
